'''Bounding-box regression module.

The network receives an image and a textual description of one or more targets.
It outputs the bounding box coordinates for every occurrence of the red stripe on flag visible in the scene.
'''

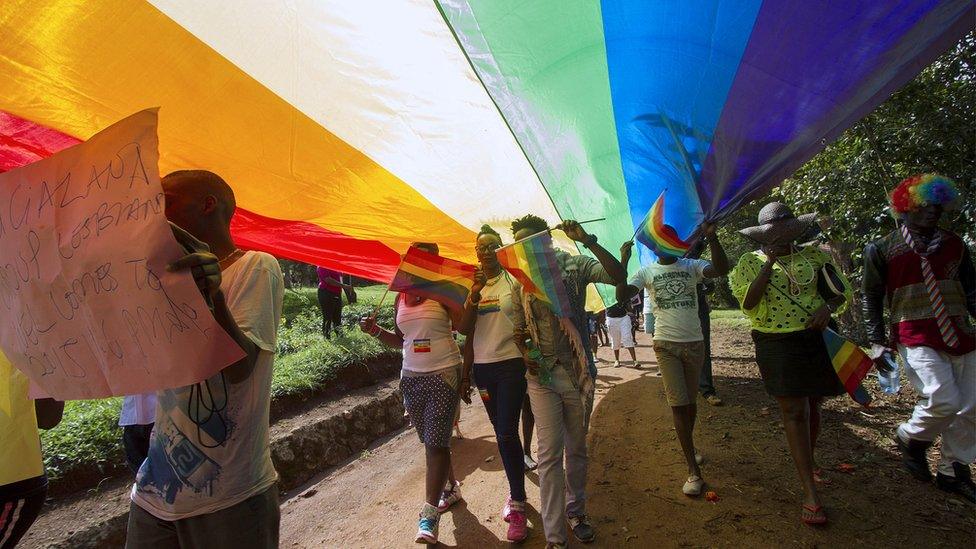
[0,110,81,173]
[231,209,401,283]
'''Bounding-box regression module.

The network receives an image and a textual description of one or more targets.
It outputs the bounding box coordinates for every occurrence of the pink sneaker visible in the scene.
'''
[502,497,524,522]
[507,509,529,542]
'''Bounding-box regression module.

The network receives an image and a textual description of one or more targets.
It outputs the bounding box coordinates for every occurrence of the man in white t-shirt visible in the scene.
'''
[617,223,728,497]
[605,301,639,368]
[125,170,284,549]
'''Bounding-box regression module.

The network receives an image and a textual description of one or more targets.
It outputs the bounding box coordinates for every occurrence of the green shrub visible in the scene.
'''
[282,287,319,324]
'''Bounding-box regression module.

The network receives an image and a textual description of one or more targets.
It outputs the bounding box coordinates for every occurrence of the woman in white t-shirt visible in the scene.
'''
[360,242,462,545]
[457,225,530,543]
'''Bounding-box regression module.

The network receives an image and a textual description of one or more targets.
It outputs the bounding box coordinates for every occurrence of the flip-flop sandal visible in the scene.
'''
[801,504,827,525]
[813,468,831,485]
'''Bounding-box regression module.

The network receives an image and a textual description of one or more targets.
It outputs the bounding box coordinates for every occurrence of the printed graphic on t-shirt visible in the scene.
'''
[478,296,501,315]
[412,339,432,353]
[137,378,229,504]
[651,271,696,311]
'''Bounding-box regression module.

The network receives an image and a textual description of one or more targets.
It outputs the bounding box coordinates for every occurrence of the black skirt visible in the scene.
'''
[752,329,844,398]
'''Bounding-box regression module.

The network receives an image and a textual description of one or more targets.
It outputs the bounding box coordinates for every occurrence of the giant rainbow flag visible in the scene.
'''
[0,1,969,281]
[389,246,477,312]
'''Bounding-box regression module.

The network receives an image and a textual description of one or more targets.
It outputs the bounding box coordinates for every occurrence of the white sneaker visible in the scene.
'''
[524,454,538,472]
[613,360,620,367]
[682,475,704,496]
[437,482,462,512]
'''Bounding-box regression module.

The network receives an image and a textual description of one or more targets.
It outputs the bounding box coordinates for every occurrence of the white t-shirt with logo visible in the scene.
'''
[629,258,710,343]
[472,273,522,364]
[131,251,284,520]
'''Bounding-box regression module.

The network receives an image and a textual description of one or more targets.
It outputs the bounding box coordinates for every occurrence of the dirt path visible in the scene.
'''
[280,323,974,548]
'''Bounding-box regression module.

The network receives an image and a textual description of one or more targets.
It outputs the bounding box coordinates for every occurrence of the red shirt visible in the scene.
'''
[877,230,975,355]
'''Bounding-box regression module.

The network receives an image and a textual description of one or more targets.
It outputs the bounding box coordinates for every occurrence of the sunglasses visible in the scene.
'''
[475,243,500,254]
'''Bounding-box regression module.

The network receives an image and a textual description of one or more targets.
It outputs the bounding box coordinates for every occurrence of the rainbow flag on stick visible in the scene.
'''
[495,231,572,318]
[635,192,693,257]
[389,246,477,312]
[822,328,873,406]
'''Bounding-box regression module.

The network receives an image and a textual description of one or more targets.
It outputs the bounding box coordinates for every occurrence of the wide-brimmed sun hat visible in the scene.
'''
[738,202,818,245]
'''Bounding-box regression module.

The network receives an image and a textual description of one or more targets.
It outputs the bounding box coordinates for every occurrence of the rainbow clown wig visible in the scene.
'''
[889,174,960,214]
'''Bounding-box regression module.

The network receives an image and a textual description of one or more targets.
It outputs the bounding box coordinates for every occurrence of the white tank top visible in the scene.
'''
[397,297,461,373]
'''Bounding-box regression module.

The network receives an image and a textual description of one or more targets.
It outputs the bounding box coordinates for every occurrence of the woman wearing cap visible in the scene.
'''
[729,202,852,526]
[360,242,463,545]
[458,225,530,543]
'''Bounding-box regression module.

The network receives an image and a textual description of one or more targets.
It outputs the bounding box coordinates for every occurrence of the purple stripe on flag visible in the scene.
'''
[699,0,972,218]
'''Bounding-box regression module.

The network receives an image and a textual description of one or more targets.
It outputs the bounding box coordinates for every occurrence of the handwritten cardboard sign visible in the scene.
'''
[0,109,245,400]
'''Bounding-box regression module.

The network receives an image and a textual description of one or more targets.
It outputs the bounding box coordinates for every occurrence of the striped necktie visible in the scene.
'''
[900,224,958,348]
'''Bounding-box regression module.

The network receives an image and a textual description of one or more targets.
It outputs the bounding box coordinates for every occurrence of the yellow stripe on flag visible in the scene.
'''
[0,0,475,261]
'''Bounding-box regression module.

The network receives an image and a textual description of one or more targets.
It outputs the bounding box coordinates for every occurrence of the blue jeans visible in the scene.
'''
[473,358,527,502]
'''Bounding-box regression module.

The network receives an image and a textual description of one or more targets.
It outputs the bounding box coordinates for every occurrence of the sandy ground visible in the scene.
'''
[278,324,975,548]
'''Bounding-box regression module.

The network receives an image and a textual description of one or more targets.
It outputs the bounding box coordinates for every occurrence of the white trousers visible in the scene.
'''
[606,315,634,350]
[897,345,975,476]
[527,366,588,544]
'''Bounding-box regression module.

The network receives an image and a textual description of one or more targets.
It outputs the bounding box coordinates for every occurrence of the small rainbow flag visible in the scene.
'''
[822,328,873,406]
[389,246,476,312]
[495,231,572,318]
[635,192,692,257]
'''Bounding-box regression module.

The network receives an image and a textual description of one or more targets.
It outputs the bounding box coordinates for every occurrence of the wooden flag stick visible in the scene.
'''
[630,222,643,242]
[574,217,606,225]
[367,253,405,323]
[367,284,392,324]
[498,218,608,250]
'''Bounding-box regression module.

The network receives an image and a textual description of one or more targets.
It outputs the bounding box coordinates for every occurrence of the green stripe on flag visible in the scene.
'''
[437,0,632,306]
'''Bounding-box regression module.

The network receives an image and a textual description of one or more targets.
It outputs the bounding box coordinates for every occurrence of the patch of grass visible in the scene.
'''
[282,287,319,324]
[41,398,124,480]
[272,320,393,399]
[710,308,751,328]
[41,286,399,484]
